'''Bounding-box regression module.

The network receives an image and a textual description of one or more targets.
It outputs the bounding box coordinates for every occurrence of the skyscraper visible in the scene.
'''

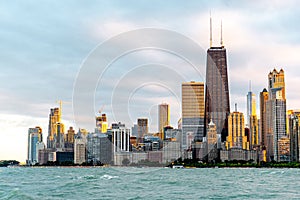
[204,17,230,142]
[288,110,300,162]
[137,118,148,143]
[249,115,259,148]
[247,84,259,148]
[65,126,75,148]
[74,134,87,165]
[27,126,43,165]
[259,88,269,147]
[181,81,205,148]
[96,113,108,133]
[158,103,170,140]
[226,110,249,150]
[47,107,65,149]
[246,83,256,126]
[87,132,112,165]
[266,68,288,161]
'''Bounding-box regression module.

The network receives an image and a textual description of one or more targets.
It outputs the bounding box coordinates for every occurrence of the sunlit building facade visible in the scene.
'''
[226,111,249,150]
[288,110,300,162]
[96,113,108,133]
[259,88,269,147]
[47,107,65,149]
[266,68,288,161]
[182,81,205,149]
[158,103,170,140]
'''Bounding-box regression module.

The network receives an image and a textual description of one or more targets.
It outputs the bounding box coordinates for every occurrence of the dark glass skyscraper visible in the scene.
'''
[204,17,230,141]
[204,46,230,141]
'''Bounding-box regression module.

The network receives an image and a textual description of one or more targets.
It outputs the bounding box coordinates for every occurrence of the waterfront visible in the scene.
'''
[1,167,300,199]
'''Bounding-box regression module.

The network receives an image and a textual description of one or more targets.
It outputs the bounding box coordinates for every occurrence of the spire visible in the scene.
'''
[210,11,212,48]
[220,20,224,47]
[235,103,237,112]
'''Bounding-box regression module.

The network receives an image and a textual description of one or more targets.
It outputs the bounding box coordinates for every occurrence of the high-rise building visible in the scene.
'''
[131,124,138,137]
[204,17,230,142]
[247,85,256,126]
[137,118,148,143]
[247,84,259,149]
[47,107,65,149]
[182,81,205,148]
[112,123,131,153]
[96,113,108,133]
[259,88,269,147]
[226,110,249,150]
[158,103,170,139]
[54,122,65,149]
[207,120,217,152]
[266,68,288,161]
[74,135,86,165]
[249,115,259,148]
[87,132,112,165]
[288,110,300,162]
[27,126,43,165]
[65,126,75,148]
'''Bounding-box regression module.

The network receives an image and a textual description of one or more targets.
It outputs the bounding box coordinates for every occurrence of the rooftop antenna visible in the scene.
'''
[220,20,224,47]
[210,11,212,48]
[249,80,252,91]
[235,103,237,112]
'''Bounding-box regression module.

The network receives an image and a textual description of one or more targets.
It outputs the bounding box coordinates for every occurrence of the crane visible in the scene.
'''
[98,105,105,115]
[56,100,71,121]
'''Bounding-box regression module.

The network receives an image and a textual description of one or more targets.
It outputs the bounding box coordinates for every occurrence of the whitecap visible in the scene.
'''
[100,174,119,180]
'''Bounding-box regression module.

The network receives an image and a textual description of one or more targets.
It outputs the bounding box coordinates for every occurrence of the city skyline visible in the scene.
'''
[1,1,300,162]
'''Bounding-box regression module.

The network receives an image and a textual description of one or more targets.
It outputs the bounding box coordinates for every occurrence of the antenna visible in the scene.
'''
[249,80,252,91]
[210,11,212,48]
[235,103,237,112]
[220,20,224,47]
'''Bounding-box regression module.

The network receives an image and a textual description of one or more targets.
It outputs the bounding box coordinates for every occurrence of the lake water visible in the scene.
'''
[0,167,299,199]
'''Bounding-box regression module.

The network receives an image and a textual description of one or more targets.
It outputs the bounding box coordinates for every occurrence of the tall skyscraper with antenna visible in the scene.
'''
[247,81,259,148]
[204,15,230,142]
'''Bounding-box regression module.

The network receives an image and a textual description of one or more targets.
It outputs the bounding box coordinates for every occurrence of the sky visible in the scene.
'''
[1,0,300,162]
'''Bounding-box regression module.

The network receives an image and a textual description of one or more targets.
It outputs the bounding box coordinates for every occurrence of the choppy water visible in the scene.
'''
[0,167,300,199]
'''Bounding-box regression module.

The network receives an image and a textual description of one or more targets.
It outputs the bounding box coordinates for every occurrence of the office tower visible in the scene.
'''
[87,132,112,165]
[96,113,108,133]
[204,17,230,142]
[266,68,288,161]
[259,88,269,146]
[246,83,256,126]
[205,120,221,162]
[36,141,45,164]
[27,127,43,165]
[226,108,249,150]
[158,103,170,139]
[112,123,131,153]
[65,127,75,148]
[131,124,138,137]
[288,110,300,162]
[54,122,65,149]
[182,81,205,148]
[74,134,86,164]
[207,120,217,153]
[247,83,259,149]
[249,115,259,148]
[267,69,287,161]
[137,118,148,143]
[47,107,65,149]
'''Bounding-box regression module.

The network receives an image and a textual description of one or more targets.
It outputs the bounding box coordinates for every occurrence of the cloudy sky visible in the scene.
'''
[1,0,300,162]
